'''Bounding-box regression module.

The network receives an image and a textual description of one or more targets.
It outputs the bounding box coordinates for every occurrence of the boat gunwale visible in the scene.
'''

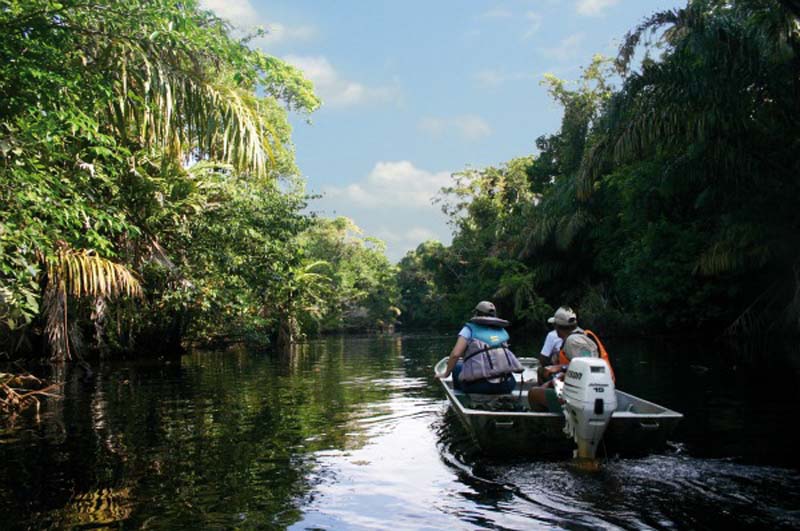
[436,357,683,420]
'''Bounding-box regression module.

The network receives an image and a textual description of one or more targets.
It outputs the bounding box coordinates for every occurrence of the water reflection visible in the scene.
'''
[0,334,798,530]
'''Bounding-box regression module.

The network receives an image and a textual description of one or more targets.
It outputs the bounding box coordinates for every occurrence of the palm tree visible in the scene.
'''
[1,1,320,353]
[43,247,142,362]
[73,1,311,177]
[581,0,800,199]
[578,0,800,332]
[276,261,331,351]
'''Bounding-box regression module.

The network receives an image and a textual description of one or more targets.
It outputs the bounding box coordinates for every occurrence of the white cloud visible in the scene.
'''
[539,33,584,62]
[481,8,513,18]
[454,116,492,141]
[201,0,315,44]
[576,0,620,16]
[258,23,317,44]
[418,115,492,141]
[201,0,258,26]
[477,8,542,40]
[522,11,543,40]
[418,117,447,136]
[324,161,452,208]
[475,70,507,87]
[375,226,440,246]
[284,55,400,108]
[312,161,454,261]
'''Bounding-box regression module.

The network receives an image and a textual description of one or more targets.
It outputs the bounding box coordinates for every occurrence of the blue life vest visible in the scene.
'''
[460,323,523,383]
[466,323,509,347]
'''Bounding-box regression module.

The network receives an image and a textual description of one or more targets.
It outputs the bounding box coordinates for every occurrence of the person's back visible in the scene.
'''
[459,321,517,384]
[559,327,615,382]
[437,301,522,395]
[560,328,598,362]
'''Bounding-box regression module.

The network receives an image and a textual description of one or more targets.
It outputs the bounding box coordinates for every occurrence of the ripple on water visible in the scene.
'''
[470,453,800,530]
[432,397,800,530]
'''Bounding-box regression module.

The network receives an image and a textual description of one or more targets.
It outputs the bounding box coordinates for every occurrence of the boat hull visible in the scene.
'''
[437,357,682,458]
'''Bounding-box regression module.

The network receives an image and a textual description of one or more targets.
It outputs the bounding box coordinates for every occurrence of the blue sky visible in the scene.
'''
[202,0,684,261]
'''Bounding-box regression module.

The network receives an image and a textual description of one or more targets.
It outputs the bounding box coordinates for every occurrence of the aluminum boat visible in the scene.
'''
[436,357,683,458]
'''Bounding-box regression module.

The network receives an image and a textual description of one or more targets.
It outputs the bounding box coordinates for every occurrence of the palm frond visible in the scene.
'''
[582,0,800,193]
[48,249,143,299]
[617,8,684,73]
[524,215,557,253]
[694,224,772,276]
[695,241,742,276]
[47,2,302,178]
[576,136,610,200]
[44,248,142,361]
[555,209,592,251]
[109,46,279,176]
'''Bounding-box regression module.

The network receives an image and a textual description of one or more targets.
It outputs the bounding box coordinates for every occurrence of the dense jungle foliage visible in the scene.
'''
[2,0,798,367]
[0,0,399,361]
[397,0,800,336]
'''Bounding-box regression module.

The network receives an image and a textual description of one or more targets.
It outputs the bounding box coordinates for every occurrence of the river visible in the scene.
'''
[1,333,798,529]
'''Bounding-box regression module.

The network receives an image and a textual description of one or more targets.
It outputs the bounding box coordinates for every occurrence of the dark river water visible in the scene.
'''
[1,333,799,530]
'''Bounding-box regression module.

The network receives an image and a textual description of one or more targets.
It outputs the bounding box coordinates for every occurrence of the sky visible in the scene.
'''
[201,0,684,262]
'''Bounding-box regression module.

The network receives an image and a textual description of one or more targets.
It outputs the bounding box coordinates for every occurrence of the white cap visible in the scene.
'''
[549,307,577,326]
[474,301,497,316]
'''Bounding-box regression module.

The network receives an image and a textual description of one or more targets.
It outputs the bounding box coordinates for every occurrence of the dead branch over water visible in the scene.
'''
[0,371,61,419]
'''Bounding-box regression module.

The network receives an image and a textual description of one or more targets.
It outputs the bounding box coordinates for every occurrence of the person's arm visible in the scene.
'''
[537,333,554,367]
[540,332,555,358]
[437,336,468,378]
[544,335,572,377]
[544,364,568,379]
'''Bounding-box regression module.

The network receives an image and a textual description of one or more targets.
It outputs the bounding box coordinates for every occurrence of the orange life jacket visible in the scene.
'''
[558,329,615,383]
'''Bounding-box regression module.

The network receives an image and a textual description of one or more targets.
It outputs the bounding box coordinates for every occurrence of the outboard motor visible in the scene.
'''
[555,357,616,459]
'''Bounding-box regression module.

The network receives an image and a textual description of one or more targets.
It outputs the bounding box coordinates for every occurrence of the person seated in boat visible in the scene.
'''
[436,301,523,394]
[528,307,615,412]
[536,314,563,383]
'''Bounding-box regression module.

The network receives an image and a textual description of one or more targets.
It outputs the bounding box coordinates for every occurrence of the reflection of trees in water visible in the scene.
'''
[0,334,507,527]
[57,486,133,528]
[54,360,136,528]
[597,337,800,467]
[2,336,450,527]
